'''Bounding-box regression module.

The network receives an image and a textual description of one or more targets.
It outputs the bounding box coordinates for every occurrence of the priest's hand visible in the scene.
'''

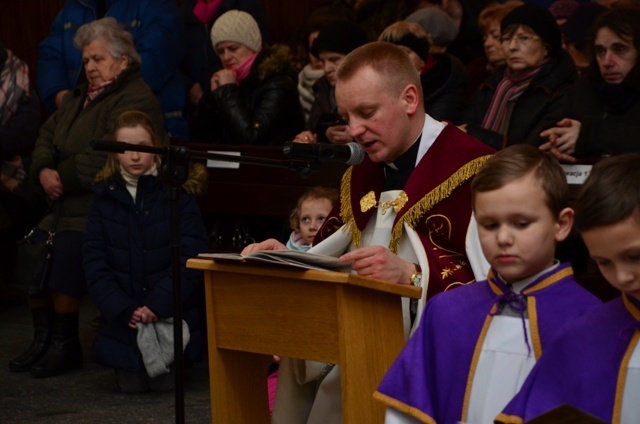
[241,238,287,255]
[340,245,416,285]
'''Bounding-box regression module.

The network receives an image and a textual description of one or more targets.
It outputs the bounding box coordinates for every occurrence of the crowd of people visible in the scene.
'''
[2,0,640,422]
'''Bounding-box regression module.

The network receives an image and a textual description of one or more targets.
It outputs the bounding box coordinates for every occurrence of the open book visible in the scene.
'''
[198,250,353,273]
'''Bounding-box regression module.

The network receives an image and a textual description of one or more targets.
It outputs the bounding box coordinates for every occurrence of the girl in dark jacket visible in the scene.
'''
[190,10,304,145]
[83,111,208,393]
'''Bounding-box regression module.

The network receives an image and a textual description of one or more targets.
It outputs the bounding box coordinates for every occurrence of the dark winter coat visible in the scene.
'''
[422,53,469,123]
[30,64,164,234]
[190,45,305,145]
[83,170,208,371]
[538,63,640,157]
[460,50,577,150]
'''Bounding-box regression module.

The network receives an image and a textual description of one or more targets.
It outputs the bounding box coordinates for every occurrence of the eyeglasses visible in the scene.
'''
[501,34,540,46]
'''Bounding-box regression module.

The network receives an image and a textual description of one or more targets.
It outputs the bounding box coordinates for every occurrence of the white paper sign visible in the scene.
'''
[206,150,240,169]
[561,164,592,185]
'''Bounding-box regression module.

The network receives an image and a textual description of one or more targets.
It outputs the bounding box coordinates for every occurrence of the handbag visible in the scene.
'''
[11,203,60,297]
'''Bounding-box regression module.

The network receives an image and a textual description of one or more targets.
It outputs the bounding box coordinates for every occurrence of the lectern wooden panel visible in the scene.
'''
[187,258,422,424]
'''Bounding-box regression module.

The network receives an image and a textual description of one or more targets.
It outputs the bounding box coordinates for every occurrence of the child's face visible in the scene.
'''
[116,125,156,176]
[299,198,333,245]
[582,215,640,300]
[474,173,573,283]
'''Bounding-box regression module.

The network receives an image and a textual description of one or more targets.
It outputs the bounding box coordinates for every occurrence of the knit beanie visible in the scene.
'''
[405,8,459,47]
[210,10,262,52]
[501,4,562,56]
[311,20,369,57]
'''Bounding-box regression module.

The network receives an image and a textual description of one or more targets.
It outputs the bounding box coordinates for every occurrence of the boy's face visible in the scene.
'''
[474,173,573,283]
[299,198,333,246]
[582,214,640,300]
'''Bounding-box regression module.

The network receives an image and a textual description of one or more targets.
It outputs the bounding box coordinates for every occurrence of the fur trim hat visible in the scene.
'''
[210,10,262,52]
[501,4,562,56]
[405,8,459,47]
[311,20,369,57]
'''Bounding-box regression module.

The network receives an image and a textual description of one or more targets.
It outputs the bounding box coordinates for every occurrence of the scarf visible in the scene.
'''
[0,49,30,125]
[233,51,260,84]
[193,0,222,25]
[84,77,117,108]
[481,61,548,134]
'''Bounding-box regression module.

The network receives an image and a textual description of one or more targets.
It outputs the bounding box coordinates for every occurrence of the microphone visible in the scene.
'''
[91,139,129,153]
[283,141,365,166]
[91,140,162,154]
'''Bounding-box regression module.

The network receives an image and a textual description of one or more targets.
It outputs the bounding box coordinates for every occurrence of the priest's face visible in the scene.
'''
[474,172,573,283]
[335,65,418,163]
[582,214,640,300]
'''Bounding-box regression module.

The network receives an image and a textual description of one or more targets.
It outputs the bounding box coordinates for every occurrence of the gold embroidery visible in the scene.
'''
[360,190,408,215]
[389,155,492,253]
[360,191,377,213]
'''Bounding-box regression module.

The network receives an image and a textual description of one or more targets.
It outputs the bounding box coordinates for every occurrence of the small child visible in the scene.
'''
[497,153,640,424]
[286,186,339,252]
[374,144,601,424]
[83,111,208,393]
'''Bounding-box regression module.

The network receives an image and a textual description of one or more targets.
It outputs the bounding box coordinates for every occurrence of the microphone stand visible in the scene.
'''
[92,141,322,424]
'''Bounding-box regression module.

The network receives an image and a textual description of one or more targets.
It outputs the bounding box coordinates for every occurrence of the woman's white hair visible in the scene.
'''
[73,17,141,65]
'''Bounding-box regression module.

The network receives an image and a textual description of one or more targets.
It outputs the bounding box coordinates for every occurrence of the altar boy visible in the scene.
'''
[374,144,601,424]
[496,153,640,424]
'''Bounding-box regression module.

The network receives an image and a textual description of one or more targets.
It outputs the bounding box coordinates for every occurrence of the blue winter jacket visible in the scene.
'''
[37,0,189,139]
[83,172,207,371]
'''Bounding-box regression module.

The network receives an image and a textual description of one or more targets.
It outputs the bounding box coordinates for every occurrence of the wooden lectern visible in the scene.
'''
[187,258,422,423]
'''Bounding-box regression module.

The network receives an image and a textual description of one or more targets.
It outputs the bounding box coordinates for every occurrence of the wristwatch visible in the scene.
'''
[410,264,422,287]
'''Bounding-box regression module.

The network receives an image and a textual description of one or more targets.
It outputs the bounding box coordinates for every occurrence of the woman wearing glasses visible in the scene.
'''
[458,4,577,150]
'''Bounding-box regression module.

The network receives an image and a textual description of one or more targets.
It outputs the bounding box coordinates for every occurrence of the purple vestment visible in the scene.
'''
[496,294,640,424]
[374,263,602,424]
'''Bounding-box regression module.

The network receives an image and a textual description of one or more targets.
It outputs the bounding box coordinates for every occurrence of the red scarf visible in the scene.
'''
[480,60,548,134]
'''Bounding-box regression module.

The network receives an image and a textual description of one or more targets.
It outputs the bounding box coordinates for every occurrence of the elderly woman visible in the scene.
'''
[539,7,640,162]
[190,10,304,145]
[379,20,468,123]
[9,17,164,378]
[459,4,577,150]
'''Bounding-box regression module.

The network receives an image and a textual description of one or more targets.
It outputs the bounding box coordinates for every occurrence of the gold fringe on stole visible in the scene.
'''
[389,155,492,254]
[339,167,362,248]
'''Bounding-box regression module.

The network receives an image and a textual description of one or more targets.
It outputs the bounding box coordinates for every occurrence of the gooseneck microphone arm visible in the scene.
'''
[91,140,323,178]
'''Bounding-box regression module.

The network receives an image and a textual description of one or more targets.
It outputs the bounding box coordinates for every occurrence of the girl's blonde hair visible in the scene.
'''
[289,186,339,232]
[95,110,162,182]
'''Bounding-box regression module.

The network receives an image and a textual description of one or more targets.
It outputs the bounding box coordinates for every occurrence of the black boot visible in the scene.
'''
[30,312,83,378]
[9,307,53,372]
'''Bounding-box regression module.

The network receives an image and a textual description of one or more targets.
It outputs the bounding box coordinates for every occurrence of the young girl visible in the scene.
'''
[286,186,338,252]
[82,111,208,393]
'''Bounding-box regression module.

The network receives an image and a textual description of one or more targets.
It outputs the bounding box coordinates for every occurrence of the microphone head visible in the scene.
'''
[346,142,365,166]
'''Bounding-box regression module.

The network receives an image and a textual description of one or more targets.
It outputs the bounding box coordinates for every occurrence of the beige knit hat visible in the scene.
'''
[210,10,262,53]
